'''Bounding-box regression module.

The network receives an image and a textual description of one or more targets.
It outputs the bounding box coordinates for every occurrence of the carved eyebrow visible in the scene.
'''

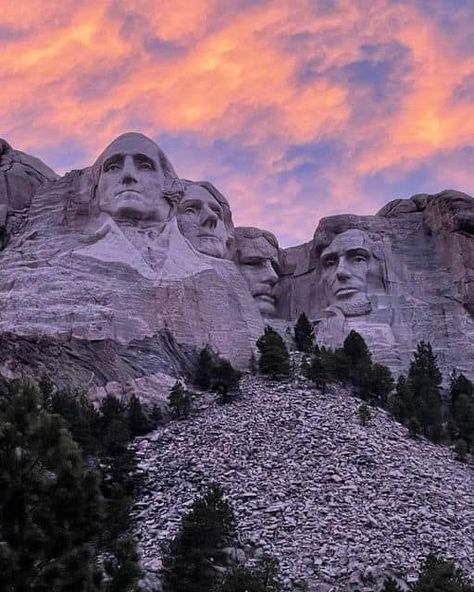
[133,153,156,169]
[102,154,124,170]
[180,199,202,209]
[346,247,370,258]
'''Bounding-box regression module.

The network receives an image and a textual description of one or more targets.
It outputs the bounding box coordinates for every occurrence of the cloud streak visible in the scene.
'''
[1,0,473,245]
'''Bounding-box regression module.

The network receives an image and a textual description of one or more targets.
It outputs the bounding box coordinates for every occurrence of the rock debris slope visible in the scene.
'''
[132,375,474,591]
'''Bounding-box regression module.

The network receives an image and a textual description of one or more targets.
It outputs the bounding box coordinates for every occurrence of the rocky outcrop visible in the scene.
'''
[132,374,474,591]
[0,133,472,397]
[279,191,474,378]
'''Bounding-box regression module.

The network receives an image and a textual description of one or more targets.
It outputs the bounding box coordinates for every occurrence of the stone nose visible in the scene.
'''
[262,260,278,285]
[200,204,218,229]
[335,258,351,280]
[121,156,138,185]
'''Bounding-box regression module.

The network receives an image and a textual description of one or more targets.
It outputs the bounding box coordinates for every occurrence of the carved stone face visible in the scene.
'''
[236,235,280,317]
[320,229,378,316]
[177,185,229,258]
[96,134,170,223]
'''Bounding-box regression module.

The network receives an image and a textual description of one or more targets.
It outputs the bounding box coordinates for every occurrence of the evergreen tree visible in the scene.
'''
[408,416,422,439]
[413,554,474,592]
[454,438,468,462]
[256,327,290,378]
[127,394,151,437]
[381,578,404,592]
[369,363,394,406]
[0,380,104,591]
[343,330,372,366]
[293,312,314,353]
[219,556,280,592]
[195,347,215,390]
[388,375,412,423]
[450,372,474,450]
[168,381,191,420]
[306,351,330,394]
[211,359,241,404]
[358,402,371,427]
[449,371,474,407]
[103,538,143,592]
[162,483,236,592]
[407,341,443,442]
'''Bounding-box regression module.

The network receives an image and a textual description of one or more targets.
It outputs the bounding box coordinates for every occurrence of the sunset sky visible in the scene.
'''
[2,0,474,246]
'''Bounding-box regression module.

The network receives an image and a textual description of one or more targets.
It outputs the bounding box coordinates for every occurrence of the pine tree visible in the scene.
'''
[306,352,330,394]
[358,402,371,427]
[211,359,241,404]
[293,312,314,353]
[162,483,236,592]
[127,394,151,437]
[0,380,104,591]
[103,538,143,592]
[220,555,280,592]
[454,439,468,462]
[343,330,372,366]
[450,372,474,450]
[168,381,192,420]
[256,327,290,378]
[408,416,422,439]
[407,341,443,442]
[381,577,404,592]
[413,554,474,592]
[369,363,394,406]
[195,347,215,390]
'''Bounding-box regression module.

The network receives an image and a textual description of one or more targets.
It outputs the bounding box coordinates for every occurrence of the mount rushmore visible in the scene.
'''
[0,132,473,398]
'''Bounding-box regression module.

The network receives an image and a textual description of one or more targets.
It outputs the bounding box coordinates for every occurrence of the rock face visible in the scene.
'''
[0,133,473,394]
[278,191,474,377]
[132,374,474,591]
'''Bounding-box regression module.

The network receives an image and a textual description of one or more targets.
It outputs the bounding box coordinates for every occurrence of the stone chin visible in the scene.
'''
[254,294,277,317]
[333,294,372,317]
[194,236,226,258]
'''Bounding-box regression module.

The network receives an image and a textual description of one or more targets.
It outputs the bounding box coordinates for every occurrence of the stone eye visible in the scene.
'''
[105,163,120,172]
[139,162,153,170]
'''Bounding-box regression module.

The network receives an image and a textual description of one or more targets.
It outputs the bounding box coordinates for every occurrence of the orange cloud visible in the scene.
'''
[1,0,473,245]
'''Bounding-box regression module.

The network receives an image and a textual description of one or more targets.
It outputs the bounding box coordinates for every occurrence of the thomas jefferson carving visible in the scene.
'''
[177,181,233,258]
[234,227,280,317]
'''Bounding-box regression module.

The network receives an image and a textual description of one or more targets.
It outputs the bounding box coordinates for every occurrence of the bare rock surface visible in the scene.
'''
[132,374,474,591]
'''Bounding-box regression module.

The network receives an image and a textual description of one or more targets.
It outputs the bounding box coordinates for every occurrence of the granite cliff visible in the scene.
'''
[0,133,473,402]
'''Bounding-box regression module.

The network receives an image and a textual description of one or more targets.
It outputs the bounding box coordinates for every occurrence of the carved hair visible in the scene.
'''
[234,226,279,250]
[312,217,388,293]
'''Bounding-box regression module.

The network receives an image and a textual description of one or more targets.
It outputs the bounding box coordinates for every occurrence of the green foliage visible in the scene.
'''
[127,394,151,438]
[407,341,443,442]
[413,554,474,592]
[162,483,236,592]
[381,577,404,592]
[168,381,192,420]
[343,330,372,365]
[306,348,331,394]
[369,363,394,405]
[449,372,474,451]
[103,538,143,592]
[358,402,371,427]
[454,438,468,462]
[256,327,290,378]
[219,556,280,592]
[293,312,314,353]
[408,416,422,439]
[211,359,241,404]
[195,347,215,390]
[0,380,103,591]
